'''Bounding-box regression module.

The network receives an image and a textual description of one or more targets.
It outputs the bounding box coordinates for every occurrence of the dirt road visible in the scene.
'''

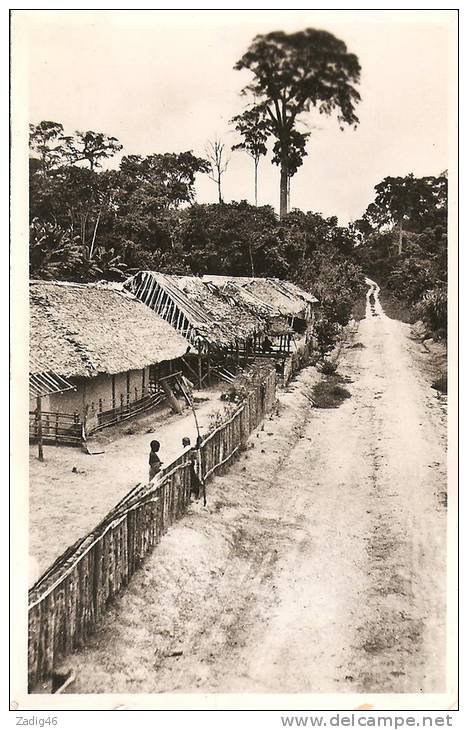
[62,284,447,695]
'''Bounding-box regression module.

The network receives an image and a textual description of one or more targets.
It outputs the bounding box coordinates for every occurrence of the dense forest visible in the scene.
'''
[28,28,447,348]
[29,118,447,343]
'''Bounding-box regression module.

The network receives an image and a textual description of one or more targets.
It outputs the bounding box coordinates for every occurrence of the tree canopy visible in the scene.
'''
[28,113,447,342]
[61,130,123,171]
[234,28,361,217]
[358,174,448,254]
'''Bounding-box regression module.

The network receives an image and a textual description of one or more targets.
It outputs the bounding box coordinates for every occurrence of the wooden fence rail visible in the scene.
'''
[27,368,276,690]
[29,411,82,446]
[92,390,167,433]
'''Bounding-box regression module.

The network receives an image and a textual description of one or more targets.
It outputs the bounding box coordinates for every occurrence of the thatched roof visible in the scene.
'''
[125,272,268,348]
[241,279,311,316]
[203,276,281,319]
[30,281,190,379]
[202,275,318,317]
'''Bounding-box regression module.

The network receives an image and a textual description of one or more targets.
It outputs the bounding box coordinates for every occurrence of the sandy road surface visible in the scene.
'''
[60,284,447,695]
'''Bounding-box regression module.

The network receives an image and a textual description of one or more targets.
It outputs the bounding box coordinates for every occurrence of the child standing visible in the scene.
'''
[148,440,162,482]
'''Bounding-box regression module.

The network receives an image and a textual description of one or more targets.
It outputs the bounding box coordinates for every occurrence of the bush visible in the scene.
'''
[220,361,275,403]
[415,288,447,336]
[351,296,367,321]
[378,288,417,324]
[314,317,341,358]
[311,376,351,408]
[319,359,338,375]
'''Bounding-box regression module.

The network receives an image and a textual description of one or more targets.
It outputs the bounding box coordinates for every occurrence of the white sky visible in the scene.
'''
[23,9,455,224]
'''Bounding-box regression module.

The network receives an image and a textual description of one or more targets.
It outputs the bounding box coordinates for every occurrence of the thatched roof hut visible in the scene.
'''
[124,272,268,350]
[30,281,190,379]
[202,275,318,318]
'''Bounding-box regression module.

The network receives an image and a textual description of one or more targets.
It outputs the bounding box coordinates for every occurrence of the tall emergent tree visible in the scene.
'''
[235,29,361,218]
[231,105,268,206]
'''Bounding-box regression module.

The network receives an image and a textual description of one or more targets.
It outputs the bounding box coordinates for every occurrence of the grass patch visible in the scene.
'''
[311,375,352,409]
[378,288,417,324]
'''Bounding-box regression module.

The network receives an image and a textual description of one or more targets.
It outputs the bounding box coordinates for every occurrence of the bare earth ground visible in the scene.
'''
[45,283,448,695]
[29,386,230,577]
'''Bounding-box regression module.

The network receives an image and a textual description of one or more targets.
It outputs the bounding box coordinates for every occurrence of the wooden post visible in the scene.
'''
[235,341,240,368]
[36,396,44,462]
[207,344,211,386]
[197,352,202,390]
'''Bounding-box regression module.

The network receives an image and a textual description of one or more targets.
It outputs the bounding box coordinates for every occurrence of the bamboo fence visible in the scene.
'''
[27,368,276,690]
[29,411,82,447]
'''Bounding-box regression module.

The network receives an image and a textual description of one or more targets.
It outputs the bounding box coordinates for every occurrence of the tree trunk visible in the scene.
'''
[398,219,403,255]
[218,176,222,204]
[279,160,289,219]
[249,244,255,278]
[254,159,258,207]
[80,214,86,247]
[89,209,101,259]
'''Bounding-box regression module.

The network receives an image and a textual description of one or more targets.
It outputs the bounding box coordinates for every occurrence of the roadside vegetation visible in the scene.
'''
[377,289,418,325]
[355,173,447,340]
[311,375,351,409]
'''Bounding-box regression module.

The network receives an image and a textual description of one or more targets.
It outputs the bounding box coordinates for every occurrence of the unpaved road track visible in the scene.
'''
[62,285,447,695]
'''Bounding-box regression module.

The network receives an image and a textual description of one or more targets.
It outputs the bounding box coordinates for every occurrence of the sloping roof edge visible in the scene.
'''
[30,280,190,378]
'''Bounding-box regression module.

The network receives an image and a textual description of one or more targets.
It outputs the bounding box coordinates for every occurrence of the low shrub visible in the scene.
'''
[351,296,367,321]
[415,288,447,338]
[319,359,338,375]
[311,376,351,408]
[378,288,417,324]
[220,361,275,403]
[313,317,341,358]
